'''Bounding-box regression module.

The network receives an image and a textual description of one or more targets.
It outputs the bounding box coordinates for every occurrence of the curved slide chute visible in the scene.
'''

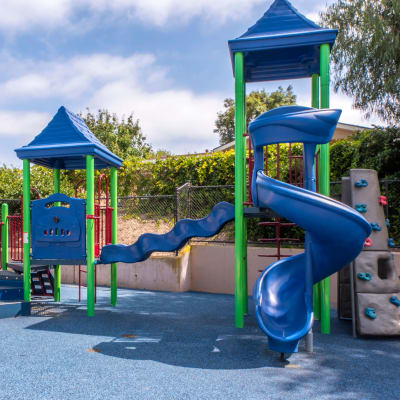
[100,202,234,264]
[250,106,371,353]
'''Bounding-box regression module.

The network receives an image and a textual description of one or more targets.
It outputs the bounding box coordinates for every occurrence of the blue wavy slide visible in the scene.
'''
[100,202,234,264]
[250,106,371,354]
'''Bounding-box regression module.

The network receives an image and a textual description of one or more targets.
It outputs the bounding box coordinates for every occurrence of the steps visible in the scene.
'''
[6,263,55,298]
[31,269,54,297]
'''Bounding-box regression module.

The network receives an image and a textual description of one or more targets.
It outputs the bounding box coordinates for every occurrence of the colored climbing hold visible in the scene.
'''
[390,296,400,307]
[379,195,388,206]
[386,218,390,228]
[365,307,377,319]
[388,238,396,248]
[370,222,382,231]
[355,179,368,188]
[357,272,372,281]
[356,204,368,213]
[364,238,373,247]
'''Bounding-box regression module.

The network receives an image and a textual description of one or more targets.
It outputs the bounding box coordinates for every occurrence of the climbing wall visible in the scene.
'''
[339,169,400,336]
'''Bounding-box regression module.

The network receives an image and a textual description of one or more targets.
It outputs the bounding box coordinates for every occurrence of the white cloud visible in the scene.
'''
[0,54,163,102]
[0,0,71,30]
[330,92,383,127]
[295,81,384,127]
[0,53,223,154]
[0,0,265,31]
[90,83,222,152]
[0,111,50,137]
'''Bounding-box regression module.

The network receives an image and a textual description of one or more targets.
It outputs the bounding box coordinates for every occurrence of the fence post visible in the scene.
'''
[175,186,179,256]
[1,203,8,270]
[188,182,192,219]
[175,182,191,256]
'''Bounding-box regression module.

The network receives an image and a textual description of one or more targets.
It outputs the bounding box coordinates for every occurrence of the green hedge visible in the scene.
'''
[0,126,399,243]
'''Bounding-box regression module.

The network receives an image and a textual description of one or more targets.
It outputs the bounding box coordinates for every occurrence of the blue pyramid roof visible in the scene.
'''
[228,0,337,82]
[15,106,123,170]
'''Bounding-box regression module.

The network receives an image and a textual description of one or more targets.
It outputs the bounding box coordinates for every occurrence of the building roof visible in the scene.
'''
[212,122,370,153]
[15,106,123,170]
[228,0,338,82]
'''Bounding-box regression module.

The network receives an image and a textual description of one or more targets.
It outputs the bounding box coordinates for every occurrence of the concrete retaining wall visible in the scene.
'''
[60,242,400,308]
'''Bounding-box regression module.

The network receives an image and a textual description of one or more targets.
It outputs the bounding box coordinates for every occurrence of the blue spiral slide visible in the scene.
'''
[250,106,371,353]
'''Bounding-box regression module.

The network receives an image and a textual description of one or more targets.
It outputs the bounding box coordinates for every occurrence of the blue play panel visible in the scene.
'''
[0,271,23,301]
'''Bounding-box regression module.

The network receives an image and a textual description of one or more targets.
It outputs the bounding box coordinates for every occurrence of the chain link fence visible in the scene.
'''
[0,179,399,249]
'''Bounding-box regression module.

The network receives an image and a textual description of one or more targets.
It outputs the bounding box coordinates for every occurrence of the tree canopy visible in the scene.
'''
[214,87,296,145]
[321,0,400,123]
[82,109,152,160]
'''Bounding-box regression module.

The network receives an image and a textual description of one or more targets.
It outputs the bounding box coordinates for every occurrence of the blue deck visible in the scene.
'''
[0,285,398,400]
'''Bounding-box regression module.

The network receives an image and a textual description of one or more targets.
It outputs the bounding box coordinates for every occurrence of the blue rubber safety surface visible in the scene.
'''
[0,285,399,400]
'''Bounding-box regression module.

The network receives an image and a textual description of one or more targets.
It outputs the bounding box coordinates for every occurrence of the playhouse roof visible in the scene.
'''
[15,106,123,170]
[228,0,338,82]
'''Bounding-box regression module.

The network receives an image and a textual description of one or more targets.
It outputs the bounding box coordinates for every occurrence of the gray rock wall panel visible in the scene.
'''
[356,292,400,335]
[354,251,400,293]
[349,169,388,251]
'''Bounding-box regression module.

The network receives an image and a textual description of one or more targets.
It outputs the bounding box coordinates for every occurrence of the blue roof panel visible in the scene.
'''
[15,106,123,170]
[240,0,320,38]
[228,0,337,82]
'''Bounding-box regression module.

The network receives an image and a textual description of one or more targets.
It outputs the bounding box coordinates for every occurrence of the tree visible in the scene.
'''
[321,0,400,123]
[82,109,152,160]
[214,87,296,145]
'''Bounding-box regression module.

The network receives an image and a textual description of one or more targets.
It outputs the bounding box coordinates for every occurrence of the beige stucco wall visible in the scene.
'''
[60,242,388,309]
[62,246,191,293]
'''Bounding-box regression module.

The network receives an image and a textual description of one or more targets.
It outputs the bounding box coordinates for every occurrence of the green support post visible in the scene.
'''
[2,203,8,270]
[86,155,95,316]
[234,52,246,328]
[311,73,321,321]
[312,74,320,109]
[53,169,61,302]
[110,167,118,307]
[319,43,331,334]
[23,160,31,302]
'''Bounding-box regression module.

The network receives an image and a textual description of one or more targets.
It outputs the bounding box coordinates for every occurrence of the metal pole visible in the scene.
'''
[304,143,317,353]
[319,43,331,334]
[311,73,322,321]
[242,79,248,314]
[349,261,357,337]
[86,155,95,316]
[234,51,246,328]
[1,203,8,270]
[23,160,31,302]
[53,169,61,301]
[175,186,179,256]
[110,167,118,307]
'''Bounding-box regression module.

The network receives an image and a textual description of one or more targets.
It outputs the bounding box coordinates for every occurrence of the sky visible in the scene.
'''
[0,0,384,166]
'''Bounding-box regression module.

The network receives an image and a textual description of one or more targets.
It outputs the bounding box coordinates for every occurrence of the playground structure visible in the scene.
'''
[6,106,122,316]
[228,0,348,336]
[0,0,377,356]
[339,169,400,336]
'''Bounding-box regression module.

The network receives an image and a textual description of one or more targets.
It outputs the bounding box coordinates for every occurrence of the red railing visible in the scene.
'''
[8,215,23,262]
[7,189,41,263]
[246,140,320,264]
